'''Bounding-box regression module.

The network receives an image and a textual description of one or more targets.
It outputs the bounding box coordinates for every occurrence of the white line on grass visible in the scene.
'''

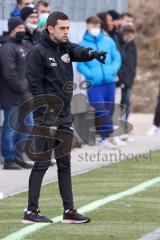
[1,176,160,240]
[0,192,4,199]
[138,228,160,240]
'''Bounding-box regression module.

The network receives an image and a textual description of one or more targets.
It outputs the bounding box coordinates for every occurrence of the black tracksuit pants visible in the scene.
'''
[27,125,74,211]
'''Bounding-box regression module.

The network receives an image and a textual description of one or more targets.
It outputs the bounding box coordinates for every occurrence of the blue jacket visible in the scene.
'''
[11,6,21,17]
[77,31,121,85]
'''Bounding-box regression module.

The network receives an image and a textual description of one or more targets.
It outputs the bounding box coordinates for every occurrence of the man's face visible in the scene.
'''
[37,4,50,16]
[120,16,134,27]
[87,23,101,32]
[26,13,39,25]
[87,23,101,37]
[113,19,120,29]
[10,24,26,37]
[19,0,33,8]
[48,19,70,43]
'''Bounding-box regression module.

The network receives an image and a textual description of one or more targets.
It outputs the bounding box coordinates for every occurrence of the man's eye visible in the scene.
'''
[60,27,69,30]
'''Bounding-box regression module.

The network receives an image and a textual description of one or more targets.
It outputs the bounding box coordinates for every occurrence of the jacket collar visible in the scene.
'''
[9,36,23,44]
[41,29,67,49]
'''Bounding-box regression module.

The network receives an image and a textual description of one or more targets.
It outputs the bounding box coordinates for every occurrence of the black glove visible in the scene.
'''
[89,50,107,64]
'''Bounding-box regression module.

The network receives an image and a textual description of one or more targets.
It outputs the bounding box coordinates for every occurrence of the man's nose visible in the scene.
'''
[33,19,38,24]
[64,29,69,34]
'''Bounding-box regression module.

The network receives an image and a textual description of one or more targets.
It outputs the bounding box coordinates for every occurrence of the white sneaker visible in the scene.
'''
[95,136,102,145]
[120,135,135,143]
[119,134,129,141]
[102,139,117,149]
[147,125,160,136]
[112,137,127,146]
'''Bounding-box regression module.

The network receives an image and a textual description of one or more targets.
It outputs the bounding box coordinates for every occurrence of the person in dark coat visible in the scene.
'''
[22,11,107,224]
[118,25,137,123]
[20,6,41,53]
[147,86,160,135]
[153,90,160,129]
[0,18,33,169]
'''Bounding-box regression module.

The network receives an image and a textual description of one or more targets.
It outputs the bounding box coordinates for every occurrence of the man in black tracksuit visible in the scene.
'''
[23,11,107,224]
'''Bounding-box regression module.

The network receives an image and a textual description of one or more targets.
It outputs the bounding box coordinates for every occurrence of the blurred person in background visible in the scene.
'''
[35,0,51,30]
[105,10,124,52]
[118,24,137,137]
[77,16,124,148]
[97,11,113,35]
[97,11,136,46]
[97,11,135,51]
[35,0,50,15]
[11,0,34,18]
[120,12,134,28]
[97,10,137,140]
[147,87,160,135]
[0,18,33,170]
[20,6,40,52]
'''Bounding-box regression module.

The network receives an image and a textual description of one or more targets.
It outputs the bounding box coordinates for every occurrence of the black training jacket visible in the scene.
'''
[26,29,94,125]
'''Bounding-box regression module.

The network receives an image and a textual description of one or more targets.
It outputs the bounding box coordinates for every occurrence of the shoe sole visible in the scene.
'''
[22,220,37,224]
[62,219,91,224]
[22,220,52,224]
[23,219,89,224]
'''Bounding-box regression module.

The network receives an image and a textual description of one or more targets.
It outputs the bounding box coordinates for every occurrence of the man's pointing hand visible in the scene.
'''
[89,50,107,64]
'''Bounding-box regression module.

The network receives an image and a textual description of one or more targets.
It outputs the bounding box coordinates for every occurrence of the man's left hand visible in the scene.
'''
[89,50,107,64]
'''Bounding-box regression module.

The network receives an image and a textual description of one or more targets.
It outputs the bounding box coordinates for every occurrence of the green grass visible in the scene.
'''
[0,150,160,240]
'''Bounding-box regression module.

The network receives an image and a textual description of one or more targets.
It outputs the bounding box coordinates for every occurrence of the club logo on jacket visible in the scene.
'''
[49,57,57,67]
[61,54,70,63]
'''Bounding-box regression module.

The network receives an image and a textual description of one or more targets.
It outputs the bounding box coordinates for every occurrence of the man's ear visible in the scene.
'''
[10,29,16,38]
[47,26,54,34]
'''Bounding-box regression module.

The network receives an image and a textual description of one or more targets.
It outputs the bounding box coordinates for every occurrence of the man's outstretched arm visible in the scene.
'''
[68,42,107,64]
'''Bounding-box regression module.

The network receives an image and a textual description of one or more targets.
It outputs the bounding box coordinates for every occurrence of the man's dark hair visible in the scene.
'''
[86,16,101,25]
[120,12,133,19]
[47,11,69,27]
[107,10,120,20]
[17,0,23,4]
[97,11,107,32]
[35,0,49,9]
